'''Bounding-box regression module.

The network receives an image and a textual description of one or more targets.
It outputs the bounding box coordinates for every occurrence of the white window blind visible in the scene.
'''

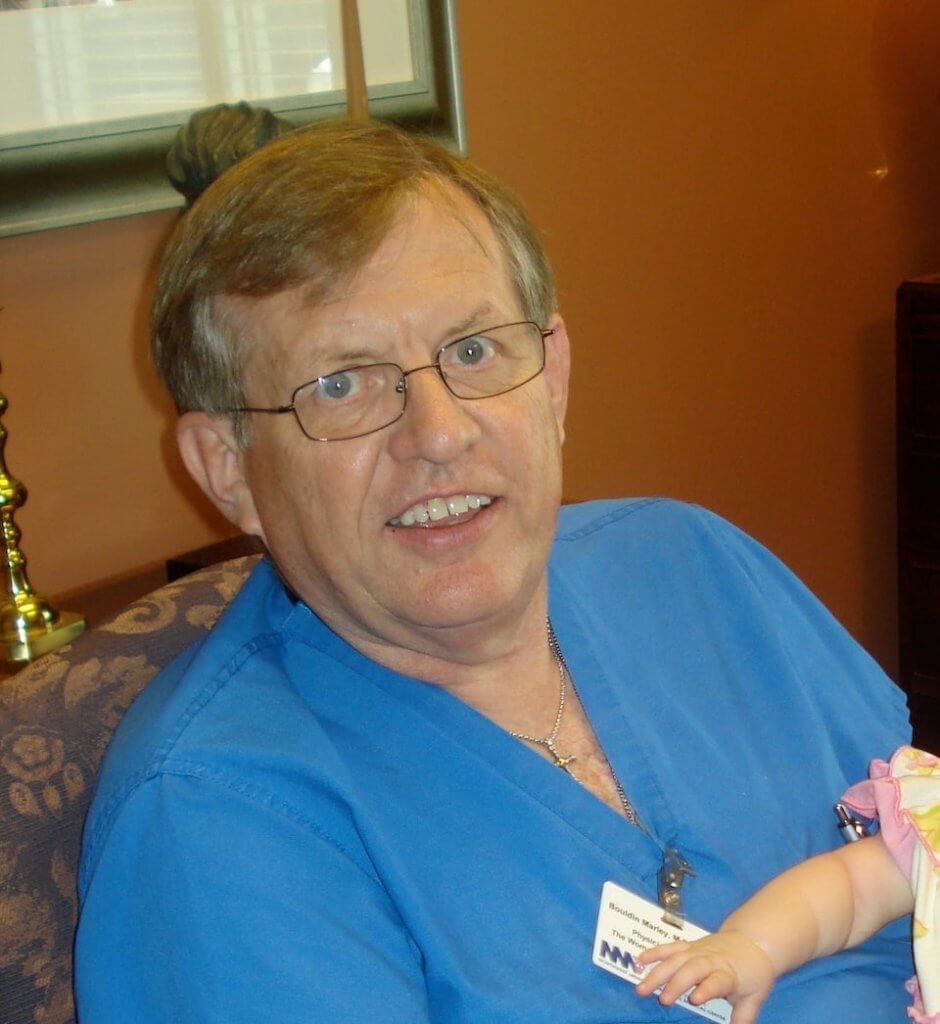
[0,0,413,137]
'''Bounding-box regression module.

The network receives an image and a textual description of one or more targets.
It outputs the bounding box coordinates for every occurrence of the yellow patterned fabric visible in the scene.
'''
[843,746,940,1023]
[0,556,258,1024]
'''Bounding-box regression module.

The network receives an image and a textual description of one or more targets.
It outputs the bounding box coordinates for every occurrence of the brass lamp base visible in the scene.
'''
[2,609,86,663]
[0,370,87,668]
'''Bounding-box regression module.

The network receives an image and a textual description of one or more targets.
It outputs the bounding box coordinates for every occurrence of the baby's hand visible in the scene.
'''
[635,931,776,1024]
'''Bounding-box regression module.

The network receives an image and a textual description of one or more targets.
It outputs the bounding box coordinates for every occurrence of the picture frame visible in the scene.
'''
[0,0,464,238]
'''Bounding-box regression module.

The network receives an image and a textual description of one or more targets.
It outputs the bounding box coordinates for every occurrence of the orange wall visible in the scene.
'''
[2,1,939,674]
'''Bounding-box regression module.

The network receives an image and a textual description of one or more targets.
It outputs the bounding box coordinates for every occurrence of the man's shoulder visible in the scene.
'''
[78,556,379,900]
[82,559,307,846]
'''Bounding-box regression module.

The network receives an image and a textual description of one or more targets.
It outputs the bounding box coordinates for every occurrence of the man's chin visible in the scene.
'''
[382,564,541,639]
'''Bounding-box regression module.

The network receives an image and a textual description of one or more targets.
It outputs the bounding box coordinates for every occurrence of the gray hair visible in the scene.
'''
[151,118,557,444]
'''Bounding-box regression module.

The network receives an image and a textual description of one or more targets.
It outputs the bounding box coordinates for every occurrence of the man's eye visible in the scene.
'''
[317,371,360,400]
[449,336,495,367]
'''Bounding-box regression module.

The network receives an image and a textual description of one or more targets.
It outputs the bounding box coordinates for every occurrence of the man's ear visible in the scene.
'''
[543,311,571,445]
[176,412,266,540]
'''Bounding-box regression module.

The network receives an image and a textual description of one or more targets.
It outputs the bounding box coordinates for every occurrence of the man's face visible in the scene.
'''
[203,188,569,658]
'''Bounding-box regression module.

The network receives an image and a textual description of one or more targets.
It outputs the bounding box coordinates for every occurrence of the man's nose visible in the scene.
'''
[388,364,481,463]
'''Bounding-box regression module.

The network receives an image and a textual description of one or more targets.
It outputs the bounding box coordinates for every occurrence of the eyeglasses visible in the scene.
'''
[227,320,554,442]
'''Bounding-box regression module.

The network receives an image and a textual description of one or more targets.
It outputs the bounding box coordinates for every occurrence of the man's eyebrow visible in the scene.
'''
[325,348,376,365]
[303,304,504,372]
[442,304,500,339]
[302,346,378,376]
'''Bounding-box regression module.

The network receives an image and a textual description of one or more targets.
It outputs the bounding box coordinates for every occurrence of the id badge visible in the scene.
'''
[593,880,733,1023]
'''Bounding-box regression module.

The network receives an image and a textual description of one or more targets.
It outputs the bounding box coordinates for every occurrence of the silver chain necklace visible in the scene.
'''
[510,619,642,827]
[508,620,577,773]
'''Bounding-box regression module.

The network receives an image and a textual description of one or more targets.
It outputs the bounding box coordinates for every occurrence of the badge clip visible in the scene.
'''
[658,845,695,928]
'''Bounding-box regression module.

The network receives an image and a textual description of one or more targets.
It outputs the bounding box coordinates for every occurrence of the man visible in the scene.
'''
[75,120,911,1022]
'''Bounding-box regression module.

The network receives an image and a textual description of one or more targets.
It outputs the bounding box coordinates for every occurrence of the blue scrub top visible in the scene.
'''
[75,500,912,1022]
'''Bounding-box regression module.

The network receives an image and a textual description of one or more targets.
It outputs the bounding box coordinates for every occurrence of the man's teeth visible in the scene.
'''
[391,494,492,526]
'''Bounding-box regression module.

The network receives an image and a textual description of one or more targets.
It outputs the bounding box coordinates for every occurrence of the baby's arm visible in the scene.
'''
[636,833,913,1024]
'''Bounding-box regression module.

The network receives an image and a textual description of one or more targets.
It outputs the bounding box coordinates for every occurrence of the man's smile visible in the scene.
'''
[388,493,494,528]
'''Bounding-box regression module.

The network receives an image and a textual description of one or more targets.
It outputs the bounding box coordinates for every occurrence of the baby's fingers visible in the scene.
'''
[635,946,692,996]
[653,960,735,1007]
[635,940,697,996]
[638,940,692,965]
[684,967,738,1006]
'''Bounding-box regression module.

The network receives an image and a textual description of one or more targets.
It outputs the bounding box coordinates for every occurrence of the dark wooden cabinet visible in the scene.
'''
[897,275,940,750]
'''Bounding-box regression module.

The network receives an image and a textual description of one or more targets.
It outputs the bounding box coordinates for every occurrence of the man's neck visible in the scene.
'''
[312,582,563,738]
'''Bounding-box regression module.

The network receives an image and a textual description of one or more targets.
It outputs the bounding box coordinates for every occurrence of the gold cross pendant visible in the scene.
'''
[553,753,577,774]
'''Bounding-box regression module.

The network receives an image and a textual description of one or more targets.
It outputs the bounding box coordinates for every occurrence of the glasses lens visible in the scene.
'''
[292,363,403,441]
[439,322,545,399]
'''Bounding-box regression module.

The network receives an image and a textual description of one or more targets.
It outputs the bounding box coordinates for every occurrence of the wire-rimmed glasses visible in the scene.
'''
[227,320,554,442]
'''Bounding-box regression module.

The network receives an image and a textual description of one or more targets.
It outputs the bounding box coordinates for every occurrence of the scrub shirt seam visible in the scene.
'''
[83,631,293,872]
[555,497,667,542]
[162,759,383,881]
[150,630,292,767]
[283,631,662,885]
[80,758,385,899]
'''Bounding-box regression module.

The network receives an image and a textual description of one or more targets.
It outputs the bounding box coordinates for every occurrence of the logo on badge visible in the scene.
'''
[598,941,645,975]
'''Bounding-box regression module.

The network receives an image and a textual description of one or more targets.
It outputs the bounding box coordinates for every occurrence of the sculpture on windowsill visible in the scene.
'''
[166,101,294,208]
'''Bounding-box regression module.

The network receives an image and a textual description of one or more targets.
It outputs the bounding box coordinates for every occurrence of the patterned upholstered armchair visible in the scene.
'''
[0,555,259,1024]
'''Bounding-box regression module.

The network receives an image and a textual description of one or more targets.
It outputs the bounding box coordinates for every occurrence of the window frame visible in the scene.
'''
[0,0,464,238]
